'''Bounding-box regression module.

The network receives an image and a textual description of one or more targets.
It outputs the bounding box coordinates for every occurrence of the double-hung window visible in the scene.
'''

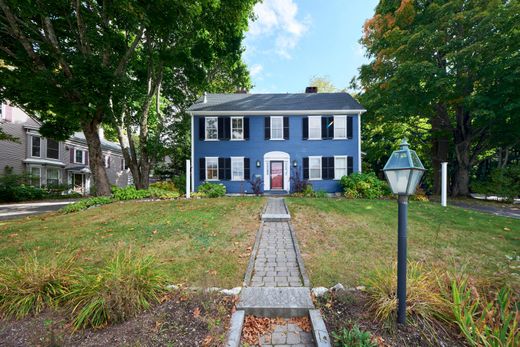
[205,157,218,180]
[31,136,41,157]
[46,167,60,187]
[309,156,322,180]
[270,116,284,140]
[334,156,348,179]
[231,157,244,181]
[308,116,321,140]
[231,117,244,140]
[46,139,60,159]
[205,117,218,140]
[75,149,85,164]
[334,116,347,139]
[30,166,41,187]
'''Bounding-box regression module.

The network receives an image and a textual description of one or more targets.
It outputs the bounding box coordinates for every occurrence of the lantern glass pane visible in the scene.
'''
[406,169,424,195]
[385,169,411,194]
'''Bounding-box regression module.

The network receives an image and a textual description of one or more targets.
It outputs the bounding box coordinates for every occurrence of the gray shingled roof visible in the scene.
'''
[71,132,122,152]
[187,93,365,113]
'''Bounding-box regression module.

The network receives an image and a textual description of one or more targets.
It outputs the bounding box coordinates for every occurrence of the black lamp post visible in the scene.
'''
[383,139,425,325]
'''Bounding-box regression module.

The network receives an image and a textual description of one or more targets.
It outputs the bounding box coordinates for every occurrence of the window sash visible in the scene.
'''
[309,157,321,180]
[308,116,321,139]
[231,117,244,140]
[75,149,84,164]
[30,166,41,187]
[335,156,348,179]
[231,157,244,181]
[270,116,284,140]
[205,117,218,140]
[46,168,60,186]
[31,136,41,157]
[206,158,219,180]
[334,116,347,139]
[46,139,60,159]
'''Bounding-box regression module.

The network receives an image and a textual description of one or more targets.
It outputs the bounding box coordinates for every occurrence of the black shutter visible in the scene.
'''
[347,156,354,175]
[322,157,328,179]
[264,117,270,140]
[283,117,289,139]
[218,158,225,180]
[199,118,205,140]
[302,117,308,140]
[303,157,309,179]
[321,117,327,139]
[244,158,250,180]
[225,158,231,180]
[199,158,206,180]
[244,117,250,140]
[224,117,231,140]
[328,157,334,179]
[327,117,334,139]
[347,116,353,139]
[218,117,225,140]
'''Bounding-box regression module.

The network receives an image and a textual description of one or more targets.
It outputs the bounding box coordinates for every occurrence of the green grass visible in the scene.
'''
[0,198,264,288]
[287,198,520,288]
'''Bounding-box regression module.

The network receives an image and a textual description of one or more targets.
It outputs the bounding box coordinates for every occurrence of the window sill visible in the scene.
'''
[204,139,219,142]
[231,179,245,181]
[333,137,348,140]
[307,138,322,141]
[268,138,285,141]
[230,139,245,141]
[308,178,322,181]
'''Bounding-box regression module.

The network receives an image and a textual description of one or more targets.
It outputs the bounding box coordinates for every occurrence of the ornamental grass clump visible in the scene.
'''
[0,254,75,318]
[66,250,167,329]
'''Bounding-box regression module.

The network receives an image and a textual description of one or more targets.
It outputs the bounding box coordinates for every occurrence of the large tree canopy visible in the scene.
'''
[356,0,520,196]
[0,0,256,194]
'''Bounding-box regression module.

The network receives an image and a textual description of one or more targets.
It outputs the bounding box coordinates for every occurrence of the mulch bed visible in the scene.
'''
[0,290,236,347]
[315,290,467,347]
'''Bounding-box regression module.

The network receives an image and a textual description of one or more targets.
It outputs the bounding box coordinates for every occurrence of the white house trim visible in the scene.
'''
[190,110,367,116]
[23,158,66,167]
[191,115,194,192]
[263,151,290,191]
[358,112,362,173]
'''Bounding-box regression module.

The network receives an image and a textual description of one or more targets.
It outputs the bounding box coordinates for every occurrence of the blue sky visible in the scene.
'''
[244,0,378,93]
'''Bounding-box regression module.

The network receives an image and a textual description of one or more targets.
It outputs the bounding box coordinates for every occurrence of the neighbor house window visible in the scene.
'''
[270,116,283,140]
[205,157,218,180]
[104,155,110,168]
[30,166,41,187]
[31,136,41,157]
[46,138,60,159]
[309,156,322,180]
[308,116,321,140]
[46,167,60,187]
[205,117,218,140]
[334,116,347,139]
[334,156,348,179]
[231,157,244,181]
[74,149,85,164]
[231,117,244,140]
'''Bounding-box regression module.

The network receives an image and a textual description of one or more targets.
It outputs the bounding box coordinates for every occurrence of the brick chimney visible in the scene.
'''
[305,86,318,93]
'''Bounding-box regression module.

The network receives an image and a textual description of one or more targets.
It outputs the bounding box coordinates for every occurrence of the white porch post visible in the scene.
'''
[441,162,447,207]
[186,159,191,199]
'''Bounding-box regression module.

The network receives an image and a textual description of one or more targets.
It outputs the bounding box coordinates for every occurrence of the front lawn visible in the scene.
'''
[0,197,264,288]
[287,198,520,288]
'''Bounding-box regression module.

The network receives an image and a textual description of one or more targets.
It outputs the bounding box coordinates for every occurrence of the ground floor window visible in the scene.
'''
[334,156,348,179]
[205,157,218,180]
[46,167,60,187]
[309,156,321,180]
[231,157,244,181]
[29,166,41,187]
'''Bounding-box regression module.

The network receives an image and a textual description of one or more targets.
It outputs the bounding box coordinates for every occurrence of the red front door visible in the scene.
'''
[270,161,283,190]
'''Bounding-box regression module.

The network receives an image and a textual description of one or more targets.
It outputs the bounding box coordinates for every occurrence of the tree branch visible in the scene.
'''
[114,27,145,77]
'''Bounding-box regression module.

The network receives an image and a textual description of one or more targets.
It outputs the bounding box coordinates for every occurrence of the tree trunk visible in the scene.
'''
[451,107,472,197]
[82,117,111,196]
[430,103,451,195]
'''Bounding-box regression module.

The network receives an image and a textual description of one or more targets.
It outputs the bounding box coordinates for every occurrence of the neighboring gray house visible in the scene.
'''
[0,103,130,195]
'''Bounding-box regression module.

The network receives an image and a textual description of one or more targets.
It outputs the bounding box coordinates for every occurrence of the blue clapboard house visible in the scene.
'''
[187,89,366,194]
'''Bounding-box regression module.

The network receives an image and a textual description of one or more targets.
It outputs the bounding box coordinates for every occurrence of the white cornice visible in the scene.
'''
[189,110,367,116]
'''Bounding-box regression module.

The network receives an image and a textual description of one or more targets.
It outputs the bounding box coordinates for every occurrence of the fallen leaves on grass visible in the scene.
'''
[193,307,201,318]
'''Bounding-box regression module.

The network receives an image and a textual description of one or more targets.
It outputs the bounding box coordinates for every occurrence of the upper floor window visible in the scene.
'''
[231,157,244,181]
[31,136,41,157]
[46,139,60,159]
[74,149,85,164]
[46,167,60,187]
[308,116,321,140]
[231,117,244,140]
[270,116,284,140]
[205,157,218,180]
[205,117,218,140]
[334,156,348,179]
[334,116,347,139]
[309,156,322,180]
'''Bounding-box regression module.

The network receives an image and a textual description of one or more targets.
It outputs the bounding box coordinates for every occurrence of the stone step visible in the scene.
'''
[261,213,291,222]
[237,287,314,317]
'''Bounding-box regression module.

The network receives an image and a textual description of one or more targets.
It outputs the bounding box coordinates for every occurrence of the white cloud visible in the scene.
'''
[247,0,311,59]
[250,64,264,77]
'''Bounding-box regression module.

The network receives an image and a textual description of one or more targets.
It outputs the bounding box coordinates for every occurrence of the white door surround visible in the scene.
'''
[264,151,290,191]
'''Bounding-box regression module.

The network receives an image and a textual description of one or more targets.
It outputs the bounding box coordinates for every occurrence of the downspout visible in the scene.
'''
[191,112,195,193]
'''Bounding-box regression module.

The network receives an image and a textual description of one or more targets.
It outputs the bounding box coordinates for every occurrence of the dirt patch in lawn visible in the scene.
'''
[0,290,236,347]
[315,290,466,347]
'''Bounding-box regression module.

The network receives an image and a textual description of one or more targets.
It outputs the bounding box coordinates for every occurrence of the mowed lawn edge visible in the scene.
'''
[287,198,520,289]
[0,197,265,288]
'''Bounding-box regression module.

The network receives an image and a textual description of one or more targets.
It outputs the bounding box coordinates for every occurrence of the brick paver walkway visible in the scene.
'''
[258,319,314,346]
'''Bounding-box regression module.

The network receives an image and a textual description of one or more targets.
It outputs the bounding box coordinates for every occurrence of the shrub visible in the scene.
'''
[66,251,167,329]
[332,324,377,347]
[150,180,179,193]
[111,186,151,201]
[449,277,519,347]
[471,165,520,202]
[198,182,226,198]
[0,172,49,202]
[171,175,186,194]
[61,196,113,213]
[364,262,450,325]
[249,177,263,195]
[148,187,180,199]
[290,168,310,193]
[340,173,391,199]
[0,254,74,318]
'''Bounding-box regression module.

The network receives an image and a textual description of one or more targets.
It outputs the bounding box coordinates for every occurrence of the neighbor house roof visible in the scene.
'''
[187,93,366,115]
[70,132,122,152]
